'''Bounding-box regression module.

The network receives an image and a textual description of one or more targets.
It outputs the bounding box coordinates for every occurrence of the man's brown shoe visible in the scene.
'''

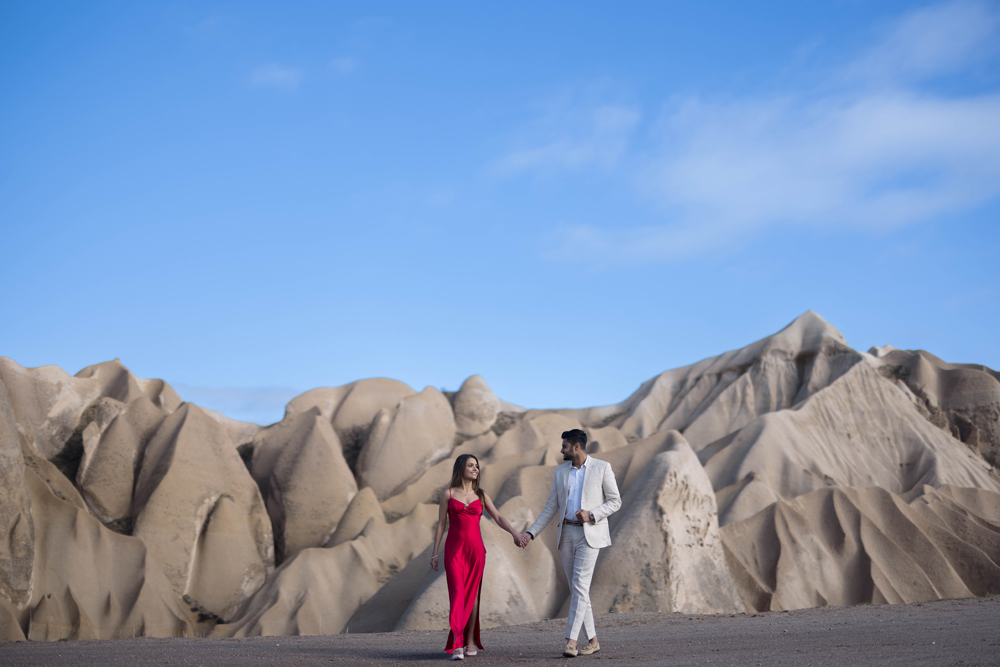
[578,643,600,655]
[563,643,578,657]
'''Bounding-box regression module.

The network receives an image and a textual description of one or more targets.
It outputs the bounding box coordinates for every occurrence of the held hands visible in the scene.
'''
[575,509,592,524]
[513,532,530,548]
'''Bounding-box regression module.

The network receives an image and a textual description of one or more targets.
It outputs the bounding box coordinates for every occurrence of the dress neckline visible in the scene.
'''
[450,496,481,509]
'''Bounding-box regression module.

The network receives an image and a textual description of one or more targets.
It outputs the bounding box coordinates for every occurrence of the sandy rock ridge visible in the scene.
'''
[1,311,999,641]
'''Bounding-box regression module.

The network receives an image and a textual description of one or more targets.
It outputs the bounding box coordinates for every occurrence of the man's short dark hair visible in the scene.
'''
[562,429,588,449]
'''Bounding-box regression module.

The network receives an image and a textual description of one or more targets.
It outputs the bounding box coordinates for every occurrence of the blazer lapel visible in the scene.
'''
[558,463,571,510]
[582,457,595,498]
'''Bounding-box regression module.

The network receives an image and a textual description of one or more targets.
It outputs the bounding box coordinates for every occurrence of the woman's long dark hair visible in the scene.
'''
[449,454,485,503]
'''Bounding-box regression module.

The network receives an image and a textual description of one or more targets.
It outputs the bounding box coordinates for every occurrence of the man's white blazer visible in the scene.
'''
[527,456,621,549]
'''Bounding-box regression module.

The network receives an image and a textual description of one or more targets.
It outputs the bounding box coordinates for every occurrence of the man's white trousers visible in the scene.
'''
[559,524,599,641]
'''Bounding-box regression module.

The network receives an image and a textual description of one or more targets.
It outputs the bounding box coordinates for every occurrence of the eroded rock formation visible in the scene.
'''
[1,311,998,641]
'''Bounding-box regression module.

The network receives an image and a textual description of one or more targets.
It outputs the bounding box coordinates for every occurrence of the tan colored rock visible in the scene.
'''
[215,503,437,637]
[9,358,179,463]
[0,357,182,534]
[590,434,743,615]
[183,493,271,622]
[77,395,166,527]
[20,438,87,512]
[74,360,148,405]
[285,379,414,428]
[869,348,1000,467]
[284,379,416,470]
[356,387,456,500]
[713,472,778,529]
[285,378,416,478]
[479,447,550,499]
[705,360,1000,526]
[0,379,33,611]
[0,357,99,460]
[599,430,689,494]
[326,487,381,548]
[557,312,852,446]
[250,407,357,563]
[214,541,379,637]
[489,464,565,581]
[133,377,183,413]
[486,413,581,463]
[131,403,273,621]
[455,431,499,458]
[585,425,628,454]
[453,375,501,437]
[0,596,25,641]
[721,485,1000,612]
[869,345,898,358]
[342,541,435,634]
[5,311,1000,641]
[380,432,501,520]
[380,457,454,520]
[20,467,196,640]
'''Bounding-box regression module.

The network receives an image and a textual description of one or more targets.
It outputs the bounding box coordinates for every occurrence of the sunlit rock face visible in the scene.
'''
[1,311,999,640]
[589,433,744,615]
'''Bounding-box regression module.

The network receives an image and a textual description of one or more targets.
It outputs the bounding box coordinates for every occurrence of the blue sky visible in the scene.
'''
[2,1,998,424]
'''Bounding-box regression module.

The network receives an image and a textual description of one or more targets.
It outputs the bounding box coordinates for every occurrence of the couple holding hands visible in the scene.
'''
[430,429,622,660]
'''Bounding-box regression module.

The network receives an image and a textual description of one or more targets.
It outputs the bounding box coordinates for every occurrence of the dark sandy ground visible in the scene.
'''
[2,597,998,666]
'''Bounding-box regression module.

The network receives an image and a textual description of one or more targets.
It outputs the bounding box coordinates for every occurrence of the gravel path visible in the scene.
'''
[3,597,998,666]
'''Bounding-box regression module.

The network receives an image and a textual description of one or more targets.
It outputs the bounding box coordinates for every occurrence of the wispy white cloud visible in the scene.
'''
[624,90,1000,258]
[846,0,998,82]
[330,57,359,75]
[249,63,304,90]
[493,89,640,176]
[543,1,1000,262]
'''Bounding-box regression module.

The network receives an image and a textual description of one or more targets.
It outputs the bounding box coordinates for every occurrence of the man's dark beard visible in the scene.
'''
[563,453,572,460]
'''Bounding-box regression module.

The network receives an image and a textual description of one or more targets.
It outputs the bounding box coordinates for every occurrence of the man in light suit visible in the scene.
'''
[518,429,621,657]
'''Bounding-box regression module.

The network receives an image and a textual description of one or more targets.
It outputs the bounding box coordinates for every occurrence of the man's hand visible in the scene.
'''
[514,532,530,548]
[575,509,592,524]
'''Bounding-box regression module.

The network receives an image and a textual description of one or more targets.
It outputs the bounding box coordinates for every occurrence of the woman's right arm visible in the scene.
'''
[430,489,449,571]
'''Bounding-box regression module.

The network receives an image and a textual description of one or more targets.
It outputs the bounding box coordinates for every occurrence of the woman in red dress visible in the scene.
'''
[430,454,527,660]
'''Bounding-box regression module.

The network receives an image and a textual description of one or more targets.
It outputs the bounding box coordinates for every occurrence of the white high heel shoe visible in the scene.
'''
[451,647,465,660]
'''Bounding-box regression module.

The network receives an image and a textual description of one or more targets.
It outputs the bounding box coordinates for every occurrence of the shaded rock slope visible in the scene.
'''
[1,312,998,641]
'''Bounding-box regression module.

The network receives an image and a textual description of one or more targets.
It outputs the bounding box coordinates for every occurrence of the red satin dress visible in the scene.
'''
[444,491,486,654]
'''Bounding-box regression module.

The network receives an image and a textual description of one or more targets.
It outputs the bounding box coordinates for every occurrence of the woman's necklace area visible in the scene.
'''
[457,489,474,508]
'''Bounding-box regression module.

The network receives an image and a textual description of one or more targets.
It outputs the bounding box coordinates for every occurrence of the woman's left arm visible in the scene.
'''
[483,493,527,547]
